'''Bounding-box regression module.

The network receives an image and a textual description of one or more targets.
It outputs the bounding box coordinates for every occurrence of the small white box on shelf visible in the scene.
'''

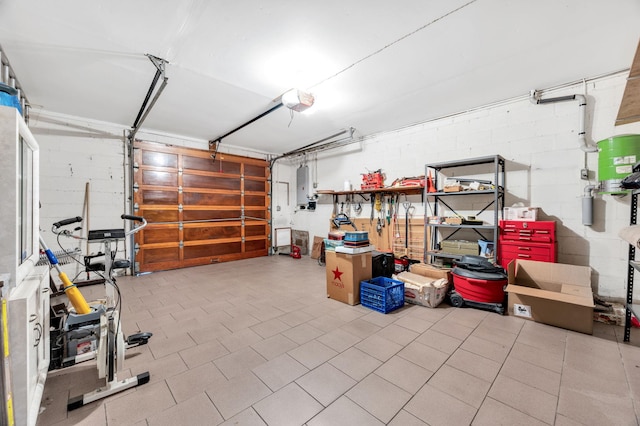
[504,206,538,221]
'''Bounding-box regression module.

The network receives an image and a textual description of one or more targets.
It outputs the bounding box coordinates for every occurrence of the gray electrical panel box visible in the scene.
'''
[296,165,309,206]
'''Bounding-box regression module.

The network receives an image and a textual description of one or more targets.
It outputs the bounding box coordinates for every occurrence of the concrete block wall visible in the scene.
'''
[31,113,128,269]
[288,71,640,302]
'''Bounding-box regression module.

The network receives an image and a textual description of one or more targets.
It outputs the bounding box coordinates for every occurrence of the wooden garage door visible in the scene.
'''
[133,141,270,272]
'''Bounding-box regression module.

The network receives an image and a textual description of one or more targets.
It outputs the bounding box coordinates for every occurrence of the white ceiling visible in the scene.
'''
[1,0,639,154]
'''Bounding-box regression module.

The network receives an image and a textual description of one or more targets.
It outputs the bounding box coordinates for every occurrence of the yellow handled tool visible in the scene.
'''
[39,235,91,315]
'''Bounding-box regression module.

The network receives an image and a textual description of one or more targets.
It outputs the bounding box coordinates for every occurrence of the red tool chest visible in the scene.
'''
[498,220,557,269]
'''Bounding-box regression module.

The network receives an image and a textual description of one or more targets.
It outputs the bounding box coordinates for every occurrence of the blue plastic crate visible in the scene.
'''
[360,277,405,313]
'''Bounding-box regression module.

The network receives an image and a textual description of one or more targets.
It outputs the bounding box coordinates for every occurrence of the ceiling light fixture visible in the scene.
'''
[281,89,315,112]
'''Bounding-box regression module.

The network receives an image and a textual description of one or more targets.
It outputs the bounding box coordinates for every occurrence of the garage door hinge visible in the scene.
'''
[178,204,183,211]
[134,243,140,252]
[179,241,184,248]
[241,190,245,196]
[178,186,183,194]
[241,237,245,242]
[179,223,183,230]
[133,182,139,192]
[133,162,139,170]
[178,168,183,175]
[134,203,139,211]
[134,262,140,272]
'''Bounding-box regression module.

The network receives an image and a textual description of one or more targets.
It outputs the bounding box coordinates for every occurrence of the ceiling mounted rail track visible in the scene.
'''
[128,54,169,143]
[209,100,284,161]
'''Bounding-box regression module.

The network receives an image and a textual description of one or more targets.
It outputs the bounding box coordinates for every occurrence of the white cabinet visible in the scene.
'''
[8,266,50,426]
[0,105,47,425]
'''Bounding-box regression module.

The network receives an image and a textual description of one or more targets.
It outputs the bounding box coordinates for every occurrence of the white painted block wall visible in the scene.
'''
[32,114,128,277]
[31,71,640,302]
[287,72,640,302]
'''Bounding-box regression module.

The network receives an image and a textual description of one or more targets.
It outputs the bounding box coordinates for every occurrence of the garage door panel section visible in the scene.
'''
[133,141,270,272]
[141,226,180,244]
[140,189,179,205]
[183,174,241,191]
[245,239,267,252]
[244,209,267,220]
[245,163,267,177]
[183,192,241,206]
[245,180,267,192]
[141,170,178,187]
[183,155,242,174]
[137,208,179,223]
[142,150,178,168]
[183,209,242,221]
[246,223,267,237]
[183,224,242,241]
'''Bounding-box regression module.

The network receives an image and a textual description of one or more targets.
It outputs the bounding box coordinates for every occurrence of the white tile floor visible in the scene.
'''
[37,256,640,425]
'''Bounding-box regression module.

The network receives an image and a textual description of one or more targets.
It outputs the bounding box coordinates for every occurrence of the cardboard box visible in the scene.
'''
[311,236,323,259]
[443,185,462,193]
[409,263,452,284]
[440,240,478,256]
[444,217,463,225]
[506,259,594,334]
[504,206,539,221]
[326,251,372,305]
[396,271,449,308]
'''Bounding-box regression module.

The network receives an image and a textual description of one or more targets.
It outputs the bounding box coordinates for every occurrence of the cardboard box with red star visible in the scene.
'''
[325,251,372,305]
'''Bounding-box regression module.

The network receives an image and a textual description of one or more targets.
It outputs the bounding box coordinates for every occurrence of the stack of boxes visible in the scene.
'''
[325,231,373,305]
[501,206,595,334]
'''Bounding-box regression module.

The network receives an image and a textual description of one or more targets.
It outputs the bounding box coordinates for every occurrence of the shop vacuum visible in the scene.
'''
[449,255,508,314]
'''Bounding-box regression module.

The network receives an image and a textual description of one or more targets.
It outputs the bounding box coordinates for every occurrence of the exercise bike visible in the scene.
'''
[40,214,152,411]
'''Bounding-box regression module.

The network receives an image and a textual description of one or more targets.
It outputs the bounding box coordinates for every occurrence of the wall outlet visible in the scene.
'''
[580,168,589,180]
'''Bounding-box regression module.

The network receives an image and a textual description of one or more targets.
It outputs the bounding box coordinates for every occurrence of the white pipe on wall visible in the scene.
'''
[529,90,598,153]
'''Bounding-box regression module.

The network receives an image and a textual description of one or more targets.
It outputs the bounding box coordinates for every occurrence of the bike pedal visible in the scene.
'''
[127,332,153,345]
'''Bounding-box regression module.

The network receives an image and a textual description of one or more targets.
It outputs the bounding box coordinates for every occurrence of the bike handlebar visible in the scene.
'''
[53,216,83,229]
[51,214,147,238]
[121,214,144,222]
[123,214,147,236]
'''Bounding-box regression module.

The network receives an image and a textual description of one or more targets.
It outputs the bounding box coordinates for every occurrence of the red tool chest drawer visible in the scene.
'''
[500,241,556,262]
[498,220,557,269]
[499,220,555,243]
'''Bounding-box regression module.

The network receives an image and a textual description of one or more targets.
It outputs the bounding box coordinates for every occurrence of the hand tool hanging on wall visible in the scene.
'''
[386,196,391,225]
[375,194,383,235]
[370,196,375,224]
[403,198,414,257]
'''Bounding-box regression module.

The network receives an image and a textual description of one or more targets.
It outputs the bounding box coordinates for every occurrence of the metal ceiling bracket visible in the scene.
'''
[128,54,169,143]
